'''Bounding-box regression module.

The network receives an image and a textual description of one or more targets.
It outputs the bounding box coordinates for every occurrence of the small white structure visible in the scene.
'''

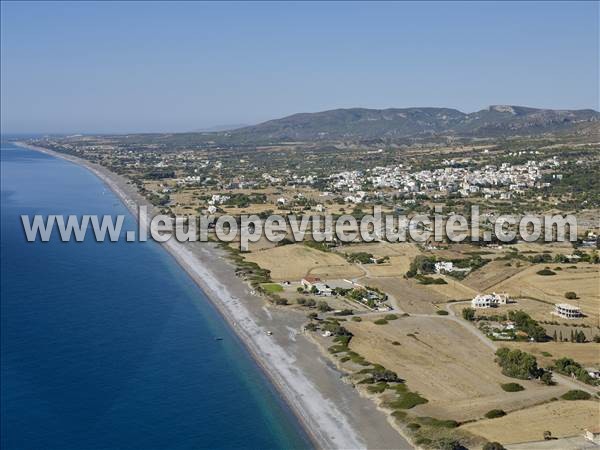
[435,261,454,273]
[554,303,582,319]
[586,368,600,380]
[314,282,333,296]
[471,292,509,308]
[584,428,600,444]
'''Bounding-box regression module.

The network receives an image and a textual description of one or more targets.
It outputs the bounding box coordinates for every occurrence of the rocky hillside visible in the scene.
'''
[218,105,599,142]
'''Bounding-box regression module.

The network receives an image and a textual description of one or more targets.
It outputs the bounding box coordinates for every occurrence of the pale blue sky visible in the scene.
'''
[1,1,598,133]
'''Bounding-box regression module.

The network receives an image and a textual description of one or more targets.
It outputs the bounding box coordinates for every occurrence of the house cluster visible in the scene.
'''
[434,261,470,275]
[554,303,583,319]
[301,276,333,296]
[327,158,560,201]
[471,292,510,308]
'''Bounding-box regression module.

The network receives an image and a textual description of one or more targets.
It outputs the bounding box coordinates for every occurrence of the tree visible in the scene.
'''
[297,286,305,293]
[564,291,577,299]
[495,348,541,380]
[543,431,552,440]
[540,371,554,385]
[575,330,587,343]
[307,312,318,320]
[462,307,476,321]
[317,301,332,312]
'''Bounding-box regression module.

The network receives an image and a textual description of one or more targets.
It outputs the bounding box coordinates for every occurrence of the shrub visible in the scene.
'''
[416,416,458,428]
[483,443,506,450]
[374,319,388,325]
[392,341,401,346]
[462,307,476,321]
[537,269,556,276]
[388,391,428,409]
[485,409,506,419]
[367,382,388,394]
[406,422,421,431]
[561,390,591,400]
[351,316,362,322]
[273,297,288,306]
[436,310,449,316]
[501,382,524,392]
[384,314,398,320]
[565,291,578,299]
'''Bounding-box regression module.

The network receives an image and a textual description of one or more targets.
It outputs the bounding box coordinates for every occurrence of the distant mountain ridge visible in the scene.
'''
[217,105,599,142]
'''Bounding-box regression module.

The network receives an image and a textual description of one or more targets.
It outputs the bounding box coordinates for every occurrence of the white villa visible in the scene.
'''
[554,303,583,319]
[471,292,510,308]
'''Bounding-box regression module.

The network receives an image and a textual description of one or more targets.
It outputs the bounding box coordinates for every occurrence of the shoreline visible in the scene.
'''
[14,141,413,450]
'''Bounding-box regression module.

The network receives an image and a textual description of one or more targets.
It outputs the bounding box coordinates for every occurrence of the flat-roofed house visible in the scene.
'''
[555,303,582,319]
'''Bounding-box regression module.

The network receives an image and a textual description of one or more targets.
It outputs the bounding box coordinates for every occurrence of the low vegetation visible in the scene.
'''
[500,382,525,392]
[484,409,507,419]
[561,390,591,401]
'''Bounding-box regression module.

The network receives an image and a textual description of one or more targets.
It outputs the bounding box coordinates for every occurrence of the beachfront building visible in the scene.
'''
[301,276,321,290]
[313,282,333,296]
[554,303,583,319]
[471,292,510,308]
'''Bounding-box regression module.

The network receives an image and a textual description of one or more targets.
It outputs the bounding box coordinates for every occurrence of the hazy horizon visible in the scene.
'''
[2,1,598,134]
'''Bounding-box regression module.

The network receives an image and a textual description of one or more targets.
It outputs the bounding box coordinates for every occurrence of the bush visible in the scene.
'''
[416,416,458,428]
[392,341,400,346]
[374,319,388,325]
[436,310,449,316]
[537,269,556,276]
[483,443,506,450]
[406,422,421,431]
[351,316,362,322]
[501,382,525,392]
[565,291,578,299]
[462,307,476,321]
[485,409,506,419]
[388,391,428,409]
[561,390,591,400]
[273,297,288,306]
[384,314,398,320]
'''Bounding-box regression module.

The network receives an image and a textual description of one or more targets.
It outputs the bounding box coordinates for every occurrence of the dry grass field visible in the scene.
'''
[491,264,600,324]
[503,341,600,368]
[361,277,446,314]
[462,400,600,444]
[345,317,567,422]
[243,244,363,281]
[462,260,530,292]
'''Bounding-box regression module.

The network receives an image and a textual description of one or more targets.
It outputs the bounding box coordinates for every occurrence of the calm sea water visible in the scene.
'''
[0,141,312,450]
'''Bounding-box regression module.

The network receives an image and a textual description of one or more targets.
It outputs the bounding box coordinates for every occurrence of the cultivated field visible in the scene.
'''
[243,244,363,281]
[462,400,600,444]
[345,316,567,422]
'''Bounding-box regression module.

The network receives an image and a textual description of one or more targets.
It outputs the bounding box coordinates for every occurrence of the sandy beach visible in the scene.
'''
[15,142,412,450]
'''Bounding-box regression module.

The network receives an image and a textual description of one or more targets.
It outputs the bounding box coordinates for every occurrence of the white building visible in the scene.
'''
[554,303,582,319]
[471,292,509,308]
[435,262,454,274]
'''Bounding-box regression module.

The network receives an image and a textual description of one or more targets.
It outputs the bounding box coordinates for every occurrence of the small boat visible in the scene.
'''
[215,337,223,341]
[266,331,273,336]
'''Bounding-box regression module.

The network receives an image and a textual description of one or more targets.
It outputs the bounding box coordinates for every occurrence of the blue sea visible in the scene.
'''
[0,141,312,450]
